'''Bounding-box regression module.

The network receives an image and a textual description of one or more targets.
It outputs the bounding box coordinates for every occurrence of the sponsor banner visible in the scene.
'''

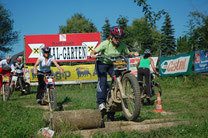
[25,33,101,63]
[128,57,158,77]
[27,64,98,82]
[159,52,194,77]
[194,50,208,73]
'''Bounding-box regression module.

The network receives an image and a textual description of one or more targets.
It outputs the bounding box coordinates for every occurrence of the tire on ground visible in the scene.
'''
[121,73,141,121]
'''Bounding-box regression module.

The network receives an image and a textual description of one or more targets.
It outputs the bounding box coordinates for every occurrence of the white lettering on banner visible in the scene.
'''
[28,43,45,58]
[59,34,66,41]
[161,56,190,74]
[50,46,87,61]
[200,60,208,63]
[28,41,98,61]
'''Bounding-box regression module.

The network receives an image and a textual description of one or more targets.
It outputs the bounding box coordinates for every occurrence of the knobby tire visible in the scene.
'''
[121,73,141,121]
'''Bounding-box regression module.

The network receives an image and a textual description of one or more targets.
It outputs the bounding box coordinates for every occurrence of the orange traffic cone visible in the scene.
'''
[153,93,165,112]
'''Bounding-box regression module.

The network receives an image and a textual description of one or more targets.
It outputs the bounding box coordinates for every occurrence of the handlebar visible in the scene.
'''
[94,55,133,62]
[37,72,54,77]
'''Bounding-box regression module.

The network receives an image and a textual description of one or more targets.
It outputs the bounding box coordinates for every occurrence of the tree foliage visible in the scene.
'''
[59,13,97,34]
[116,15,129,30]
[161,13,176,56]
[188,11,208,51]
[116,15,129,41]
[0,3,18,55]
[123,18,162,55]
[133,0,166,26]
[102,18,110,40]
[177,35,191,53]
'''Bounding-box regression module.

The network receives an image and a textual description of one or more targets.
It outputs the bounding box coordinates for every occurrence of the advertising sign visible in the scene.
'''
[159,52,194,77]
[25,33,101,63]
[128,57,158,77]
[194,50,208,73]
[27,64,98,82]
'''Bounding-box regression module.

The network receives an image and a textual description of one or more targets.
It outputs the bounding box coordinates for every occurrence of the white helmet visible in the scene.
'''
[144,49,151,55]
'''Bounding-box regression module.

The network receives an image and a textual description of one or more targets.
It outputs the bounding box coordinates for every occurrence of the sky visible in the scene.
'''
[1,0,208,56]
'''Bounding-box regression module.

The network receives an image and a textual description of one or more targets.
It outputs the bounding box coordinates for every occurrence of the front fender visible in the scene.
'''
[121,70,132,81]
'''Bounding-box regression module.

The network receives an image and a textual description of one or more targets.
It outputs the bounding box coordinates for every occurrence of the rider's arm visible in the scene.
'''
[11,63,16,74]
[149,57,158,75]
[52,59,64,73]
[90,50,97,59]
[90,40,107,58]
[33,59,41,75]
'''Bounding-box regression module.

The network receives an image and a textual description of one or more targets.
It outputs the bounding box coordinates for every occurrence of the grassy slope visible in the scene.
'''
[0,73,207,137]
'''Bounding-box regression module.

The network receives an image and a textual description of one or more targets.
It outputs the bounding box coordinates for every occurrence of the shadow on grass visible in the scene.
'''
[57,96,71,111]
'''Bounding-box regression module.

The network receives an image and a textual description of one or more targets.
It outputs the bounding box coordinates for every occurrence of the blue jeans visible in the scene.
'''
[96,61,114,104]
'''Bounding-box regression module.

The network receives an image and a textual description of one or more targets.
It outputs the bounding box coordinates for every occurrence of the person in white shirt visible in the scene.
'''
[33,47,64,104]
[0,54,15,90]
[12,57,26,94]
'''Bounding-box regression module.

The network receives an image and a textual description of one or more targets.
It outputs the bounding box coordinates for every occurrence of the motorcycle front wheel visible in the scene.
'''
[121,73,141,121]
[3,84,12,101]
[48,88,57,112]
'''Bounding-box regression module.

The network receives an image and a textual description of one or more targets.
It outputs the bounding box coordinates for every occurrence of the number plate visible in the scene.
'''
[113,60,127,69]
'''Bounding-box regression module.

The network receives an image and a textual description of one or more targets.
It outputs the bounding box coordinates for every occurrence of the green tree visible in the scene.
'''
[116,15,129,29]
[161,13,176,56]
[124,18,162,55]
[59,13,97,33]
[102,18,110,40]
[177,35,191,53]
[116,15,129,42]
[0,3,18,56]
[188,11,208,51]
[133,0,166,26]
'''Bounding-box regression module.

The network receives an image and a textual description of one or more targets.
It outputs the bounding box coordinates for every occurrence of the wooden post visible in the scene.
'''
[43,109,102,130]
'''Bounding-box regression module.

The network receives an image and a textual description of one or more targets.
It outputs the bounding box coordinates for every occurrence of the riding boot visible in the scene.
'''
[97,103,106,128]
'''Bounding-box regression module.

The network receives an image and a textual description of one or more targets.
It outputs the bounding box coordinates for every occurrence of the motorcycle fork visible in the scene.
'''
[46,84,50,103]
[113,73,127,99]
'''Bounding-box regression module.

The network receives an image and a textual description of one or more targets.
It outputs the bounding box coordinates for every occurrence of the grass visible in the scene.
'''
[0,73,208,137]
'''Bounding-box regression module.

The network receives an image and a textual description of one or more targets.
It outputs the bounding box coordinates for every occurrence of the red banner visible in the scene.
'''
[25,33,101,63]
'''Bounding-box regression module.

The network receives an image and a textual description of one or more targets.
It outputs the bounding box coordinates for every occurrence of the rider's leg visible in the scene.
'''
[96,63,108,105]
[19,75,26,94]
[144,68,152,98]
[106,64,114,97]
[20,75,26,89]
[137,68,144,87]
[37,74,45,101]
